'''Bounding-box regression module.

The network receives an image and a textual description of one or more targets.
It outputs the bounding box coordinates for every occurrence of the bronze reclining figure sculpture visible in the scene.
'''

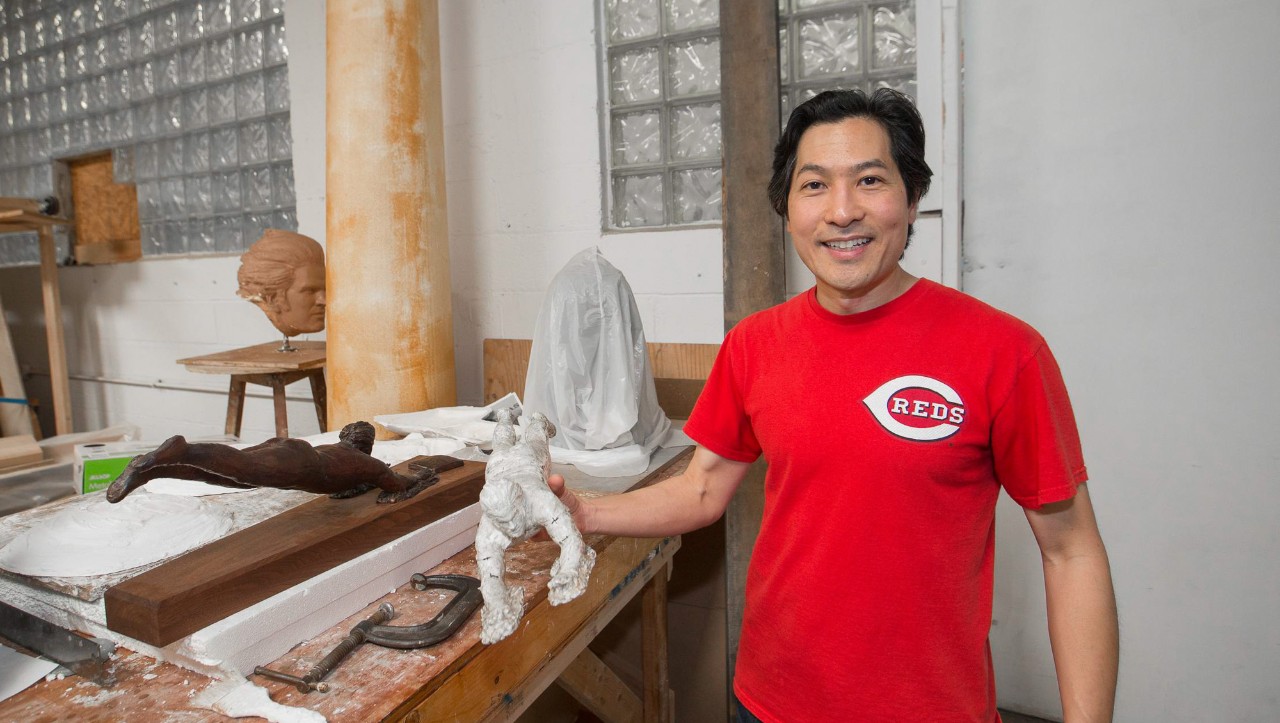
[105,421,437,504]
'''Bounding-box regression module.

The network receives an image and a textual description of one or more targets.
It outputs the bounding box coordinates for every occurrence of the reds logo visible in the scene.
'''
[862,375,966,441]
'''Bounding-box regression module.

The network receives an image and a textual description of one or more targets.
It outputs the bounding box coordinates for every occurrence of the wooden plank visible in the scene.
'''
[0,197,57,215]
[483,339,718,408]
[0,434,42,472]
[104,460,487,647]
[0,289,36,438]
[648,343,719,381]
[482,338,533,405]
[652,378,705,420]
[67,151,142,265]
[178,341,327,375]
[557,648,643,723]
[720,0,784,711]
[36,225,73,435]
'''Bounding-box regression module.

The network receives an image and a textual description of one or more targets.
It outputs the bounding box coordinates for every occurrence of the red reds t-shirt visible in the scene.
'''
[685,279,1086,722]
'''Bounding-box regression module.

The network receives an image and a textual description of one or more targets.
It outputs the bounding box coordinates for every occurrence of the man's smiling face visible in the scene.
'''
[786,116,918,315]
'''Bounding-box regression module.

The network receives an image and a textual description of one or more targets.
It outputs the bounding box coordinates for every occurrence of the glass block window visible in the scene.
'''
[779,0,917,115]
[0,0,297,267]
[600,0,723,230]
[599,0,916,232]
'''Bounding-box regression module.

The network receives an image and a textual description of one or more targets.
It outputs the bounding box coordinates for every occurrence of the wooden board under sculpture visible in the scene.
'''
[104,458,487,647]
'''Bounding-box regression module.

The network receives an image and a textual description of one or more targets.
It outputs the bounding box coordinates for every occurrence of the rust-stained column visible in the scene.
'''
[326,0,455,431]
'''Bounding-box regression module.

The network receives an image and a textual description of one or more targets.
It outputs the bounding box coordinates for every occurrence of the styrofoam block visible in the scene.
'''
[176,502,482,675]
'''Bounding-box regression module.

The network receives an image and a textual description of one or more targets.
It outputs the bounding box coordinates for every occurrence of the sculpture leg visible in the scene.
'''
[105,436,192,502]
[475,516,524,644]
[539,491,596,606]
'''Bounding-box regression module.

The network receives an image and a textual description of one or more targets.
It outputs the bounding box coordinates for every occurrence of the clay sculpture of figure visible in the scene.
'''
[475,408,596,644]
[105,422,437,504]
[237,229,327,341]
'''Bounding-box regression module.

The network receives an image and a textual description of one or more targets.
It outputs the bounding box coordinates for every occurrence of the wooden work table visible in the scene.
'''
[0,448,690,722]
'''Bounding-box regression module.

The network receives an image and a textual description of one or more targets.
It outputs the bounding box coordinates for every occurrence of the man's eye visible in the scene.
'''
[801,180,823,190]
[859,176,882,186]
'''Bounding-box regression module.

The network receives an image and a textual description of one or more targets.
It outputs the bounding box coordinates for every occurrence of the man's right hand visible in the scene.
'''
[548,473,591,533]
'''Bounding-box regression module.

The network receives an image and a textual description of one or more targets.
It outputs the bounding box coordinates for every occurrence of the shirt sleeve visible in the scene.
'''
[991,341,1088,509]
[683,328,762,463]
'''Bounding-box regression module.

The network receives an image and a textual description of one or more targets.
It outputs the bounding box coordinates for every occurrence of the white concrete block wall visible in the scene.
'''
[0,255,326,441]
[965,1,1280,720]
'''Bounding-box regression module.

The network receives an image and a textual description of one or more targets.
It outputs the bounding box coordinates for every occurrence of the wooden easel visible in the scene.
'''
[0,197,74,436]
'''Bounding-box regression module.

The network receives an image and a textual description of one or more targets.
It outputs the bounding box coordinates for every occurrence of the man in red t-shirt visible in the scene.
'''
[550,89,1118,722]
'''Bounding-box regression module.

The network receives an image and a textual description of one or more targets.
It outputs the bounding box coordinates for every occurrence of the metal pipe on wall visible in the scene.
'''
[325,0,456,432]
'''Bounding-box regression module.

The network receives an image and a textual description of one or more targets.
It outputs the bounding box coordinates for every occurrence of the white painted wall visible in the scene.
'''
[964,1,1280,720]
[436,1,725,404]
[0,0,329,443]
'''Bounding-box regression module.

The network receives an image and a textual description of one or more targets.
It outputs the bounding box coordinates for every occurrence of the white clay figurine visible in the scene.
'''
[476,408,596,644]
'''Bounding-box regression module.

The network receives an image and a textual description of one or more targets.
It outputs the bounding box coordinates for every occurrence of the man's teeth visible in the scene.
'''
[824,238,870,250]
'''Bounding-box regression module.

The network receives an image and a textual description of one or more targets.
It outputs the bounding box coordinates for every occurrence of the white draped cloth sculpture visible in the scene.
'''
[476,408,596,643]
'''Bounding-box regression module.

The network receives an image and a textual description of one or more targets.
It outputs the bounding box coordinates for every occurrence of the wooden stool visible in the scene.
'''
[178,341,328,439]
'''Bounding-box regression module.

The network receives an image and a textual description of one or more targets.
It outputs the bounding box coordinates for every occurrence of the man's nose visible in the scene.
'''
[316,290,327,305]
[825,184,864,227]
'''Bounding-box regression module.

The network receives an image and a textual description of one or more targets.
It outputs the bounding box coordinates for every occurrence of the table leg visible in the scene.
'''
[226,377,247,437]
[270,375,289,438]
[641,561,673,723]
[309,370,328,433]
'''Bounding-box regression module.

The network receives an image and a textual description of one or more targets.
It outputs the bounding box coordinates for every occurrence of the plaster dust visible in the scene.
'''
[0,494,233,577]
[196,679,325,723]
[142,477,244,496]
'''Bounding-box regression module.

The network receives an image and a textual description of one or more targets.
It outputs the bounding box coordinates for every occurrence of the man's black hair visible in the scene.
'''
[768,88,933,222]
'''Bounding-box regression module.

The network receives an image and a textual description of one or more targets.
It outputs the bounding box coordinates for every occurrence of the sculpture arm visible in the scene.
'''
[549,445,750,538]
[1024,483,1119,723]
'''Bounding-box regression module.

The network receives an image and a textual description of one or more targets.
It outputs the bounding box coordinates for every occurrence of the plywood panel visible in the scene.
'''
[483,339,718,412]
[67,152,141,265]
[0,435,42,472]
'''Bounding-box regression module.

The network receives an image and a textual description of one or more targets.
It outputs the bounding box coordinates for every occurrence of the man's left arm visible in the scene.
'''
[1024,483,1119,723]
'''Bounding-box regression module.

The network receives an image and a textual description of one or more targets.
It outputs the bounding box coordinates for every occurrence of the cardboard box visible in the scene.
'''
[74,442,163,495]
[74,436,239,494]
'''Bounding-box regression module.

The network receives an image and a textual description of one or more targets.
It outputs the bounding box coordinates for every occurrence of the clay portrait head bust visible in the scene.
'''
[237,229,327,337]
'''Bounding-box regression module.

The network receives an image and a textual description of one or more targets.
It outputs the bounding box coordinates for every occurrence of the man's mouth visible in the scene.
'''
[822,237,871,250]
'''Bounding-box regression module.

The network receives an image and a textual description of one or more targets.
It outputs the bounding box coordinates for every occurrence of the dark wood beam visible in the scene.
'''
[720,0,784,714]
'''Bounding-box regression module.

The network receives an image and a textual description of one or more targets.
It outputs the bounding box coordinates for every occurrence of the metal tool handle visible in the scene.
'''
[255,602,394,693]
[304,603,393,685]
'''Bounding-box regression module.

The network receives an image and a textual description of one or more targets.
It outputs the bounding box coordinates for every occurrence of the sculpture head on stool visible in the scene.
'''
[237,229,327,341]
[475,408,597,644]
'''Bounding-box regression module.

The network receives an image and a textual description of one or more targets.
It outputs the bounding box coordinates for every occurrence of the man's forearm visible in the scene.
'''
[580,472,728,537]
[1043,548,1119,722]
